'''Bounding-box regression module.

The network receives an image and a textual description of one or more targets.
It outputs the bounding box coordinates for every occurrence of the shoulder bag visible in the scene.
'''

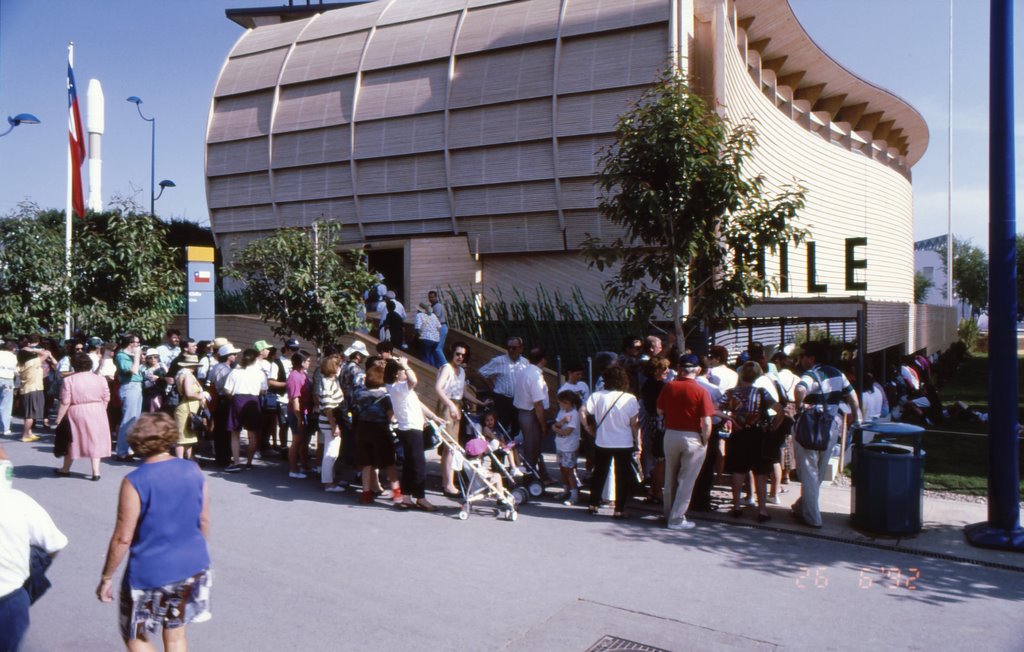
[793,368,839,451]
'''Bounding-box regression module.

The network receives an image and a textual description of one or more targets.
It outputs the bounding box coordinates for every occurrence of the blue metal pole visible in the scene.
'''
[150,117,156,216]
[965,0,1023,550]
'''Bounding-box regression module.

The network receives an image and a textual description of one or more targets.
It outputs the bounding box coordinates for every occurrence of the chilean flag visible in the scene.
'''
[67,51,86,218]
[193,270,211,284]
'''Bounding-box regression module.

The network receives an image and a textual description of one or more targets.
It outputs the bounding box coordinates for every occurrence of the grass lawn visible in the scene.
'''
[878,352,1024,496]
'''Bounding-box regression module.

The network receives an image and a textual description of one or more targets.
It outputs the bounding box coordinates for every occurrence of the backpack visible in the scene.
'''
[793,369,839,451]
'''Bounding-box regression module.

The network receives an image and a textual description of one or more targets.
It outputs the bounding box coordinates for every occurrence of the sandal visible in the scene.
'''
[54,469,70,477]
[613,510,630,520]
[729,507,744,518]
[416,499,438,512]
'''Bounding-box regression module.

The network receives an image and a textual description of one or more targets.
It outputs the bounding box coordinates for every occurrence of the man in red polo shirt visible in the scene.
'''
[657,353,715,530]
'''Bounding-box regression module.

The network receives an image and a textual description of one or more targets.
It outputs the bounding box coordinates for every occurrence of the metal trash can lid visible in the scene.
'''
[856,421,925,436]
[863,442,925,457]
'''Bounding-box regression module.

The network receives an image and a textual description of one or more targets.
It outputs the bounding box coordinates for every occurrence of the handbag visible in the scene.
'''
[261,392,279,411]
[423,421,441,450]
[188,407,211,433]
[53,416,72,458]
[793,369,838,451]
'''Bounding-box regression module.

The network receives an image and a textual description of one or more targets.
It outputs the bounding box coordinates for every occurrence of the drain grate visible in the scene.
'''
[585,635,672,652]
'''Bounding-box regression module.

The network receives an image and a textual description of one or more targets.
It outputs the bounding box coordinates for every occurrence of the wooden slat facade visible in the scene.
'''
[206,0,928,353]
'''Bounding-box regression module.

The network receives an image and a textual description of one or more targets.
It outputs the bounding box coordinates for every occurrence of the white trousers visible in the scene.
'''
[320,414,341,485]
[663,429,706,523]
[794,420,841,527]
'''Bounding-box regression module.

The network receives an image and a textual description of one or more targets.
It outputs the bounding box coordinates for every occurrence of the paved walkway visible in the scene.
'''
[3,419,1023,651]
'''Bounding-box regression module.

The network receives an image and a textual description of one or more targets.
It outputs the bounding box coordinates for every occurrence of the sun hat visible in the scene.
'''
[253,340,271,352]
[344,341,369,357]
[178,354,201,367]
[218,344,241,357]
[465,438,489,457]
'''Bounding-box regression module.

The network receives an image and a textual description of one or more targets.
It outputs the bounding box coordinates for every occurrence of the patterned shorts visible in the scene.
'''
[556,450,579,468]
[119,568,212,641]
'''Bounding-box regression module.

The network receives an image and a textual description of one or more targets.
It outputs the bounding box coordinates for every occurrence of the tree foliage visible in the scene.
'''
[71,201,182,340]
[913,271,933,304]
[227,221,375,352]
[0,203,71,334]
[581,69,807,342]
[938,237,988,313]
[0,200,181,340]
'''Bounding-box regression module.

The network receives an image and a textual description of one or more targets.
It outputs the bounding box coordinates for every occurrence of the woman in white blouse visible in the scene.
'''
[222,349,267,473]
[435,342,489,495]
[583,366,641,518]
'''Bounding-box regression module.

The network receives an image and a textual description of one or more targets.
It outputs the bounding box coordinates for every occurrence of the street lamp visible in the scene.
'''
[155,179,176,201]
[0,113,41,138]
[125,96,161,215]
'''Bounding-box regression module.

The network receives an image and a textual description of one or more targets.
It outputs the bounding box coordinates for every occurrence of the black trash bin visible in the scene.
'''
[850,421,926,536]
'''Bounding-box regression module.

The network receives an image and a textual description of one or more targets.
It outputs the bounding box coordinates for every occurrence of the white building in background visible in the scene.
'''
[914,236,949,306]
[205,0,958,356]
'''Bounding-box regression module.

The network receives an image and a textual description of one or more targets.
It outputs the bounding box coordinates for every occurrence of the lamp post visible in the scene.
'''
[126,96,161,215]
[0,113,41,138]
[155,179,176,201]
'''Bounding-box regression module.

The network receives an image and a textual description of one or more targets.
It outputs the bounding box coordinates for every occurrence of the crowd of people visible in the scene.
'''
[1,314,951,650]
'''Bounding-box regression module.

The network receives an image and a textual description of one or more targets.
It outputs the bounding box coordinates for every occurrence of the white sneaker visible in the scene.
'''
[667,519,696,531]
[288,472,307,479]
[767,495,781,505]
[742,496,757,507]
[253,451,262,460]
[563,491,578,506]
[324,485,346,493]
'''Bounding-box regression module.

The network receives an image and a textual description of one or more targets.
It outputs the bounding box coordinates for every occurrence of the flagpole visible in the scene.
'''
[65,42,74,341]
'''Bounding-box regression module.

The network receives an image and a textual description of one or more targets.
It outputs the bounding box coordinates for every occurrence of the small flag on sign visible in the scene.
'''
[193,270,211,283]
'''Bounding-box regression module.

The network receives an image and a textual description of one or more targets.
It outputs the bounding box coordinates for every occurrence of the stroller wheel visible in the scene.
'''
[458,510,468,520]
[509,510,518,522]
[527,480,544,498]
[512,487,529,506]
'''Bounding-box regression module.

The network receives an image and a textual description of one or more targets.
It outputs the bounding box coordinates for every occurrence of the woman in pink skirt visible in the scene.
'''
[54,352,111,480]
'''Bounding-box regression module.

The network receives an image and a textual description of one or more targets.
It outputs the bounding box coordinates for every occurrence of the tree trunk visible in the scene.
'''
[672,263,684,347]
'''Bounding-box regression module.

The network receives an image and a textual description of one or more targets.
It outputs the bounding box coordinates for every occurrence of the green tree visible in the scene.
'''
[71,201,182,341]
[581,69,807,343]
[0,200,182,340]
[914,271,934,304]
[0,203,70,335]
[938,237,988,313]
[227,221,375,352]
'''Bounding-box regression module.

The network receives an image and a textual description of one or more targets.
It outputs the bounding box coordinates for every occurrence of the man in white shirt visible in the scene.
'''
[478,337,528,436]
[0,342,17,436]
[375,290,407,320]
[705,345,738,391]
[155,329,182,370]
[0,459,68,650]
[513,347,551,481]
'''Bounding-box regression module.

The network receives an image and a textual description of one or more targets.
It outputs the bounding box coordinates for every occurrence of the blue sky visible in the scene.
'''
[1,0,1021,249]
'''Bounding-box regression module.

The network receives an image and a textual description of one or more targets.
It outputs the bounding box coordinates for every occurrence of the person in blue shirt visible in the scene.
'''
[97,412,212,648]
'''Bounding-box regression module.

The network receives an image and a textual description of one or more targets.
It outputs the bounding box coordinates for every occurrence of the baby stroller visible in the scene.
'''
[464,415,544,506]
[435,423,518,521]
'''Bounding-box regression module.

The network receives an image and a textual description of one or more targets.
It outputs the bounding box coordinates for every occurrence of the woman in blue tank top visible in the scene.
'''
[96,412,212,648]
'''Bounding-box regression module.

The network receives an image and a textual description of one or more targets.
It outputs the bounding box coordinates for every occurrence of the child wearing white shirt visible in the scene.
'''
[553,390,583,505]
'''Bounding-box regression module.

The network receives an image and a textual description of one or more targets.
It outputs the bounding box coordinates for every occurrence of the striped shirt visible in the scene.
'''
[478,354,529,398]
[796,365,852,406]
